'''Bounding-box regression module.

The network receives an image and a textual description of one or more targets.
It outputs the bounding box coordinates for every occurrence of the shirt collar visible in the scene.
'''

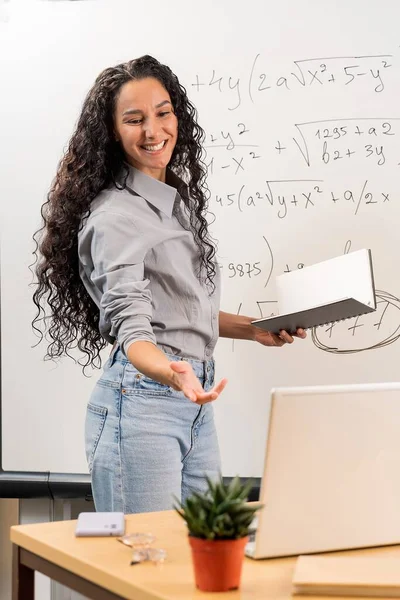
[125,165,184,218]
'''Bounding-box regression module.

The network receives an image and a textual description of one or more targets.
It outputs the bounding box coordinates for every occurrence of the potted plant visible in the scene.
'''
[175,475,263,592]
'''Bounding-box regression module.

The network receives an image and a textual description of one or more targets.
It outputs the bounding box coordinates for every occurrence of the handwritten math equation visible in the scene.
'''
[209,179,391,219]
[291,118,400,168]
[203,118,400,176]
[191,53,393,110]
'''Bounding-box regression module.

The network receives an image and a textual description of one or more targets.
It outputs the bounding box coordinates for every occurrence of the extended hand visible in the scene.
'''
[254,327,307,347]
[169,361,228,405]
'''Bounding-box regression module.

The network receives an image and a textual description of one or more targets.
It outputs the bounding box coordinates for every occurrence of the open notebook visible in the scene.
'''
[252,249,376,335]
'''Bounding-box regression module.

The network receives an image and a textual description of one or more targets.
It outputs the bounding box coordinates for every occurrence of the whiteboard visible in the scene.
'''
[1,0,399,476]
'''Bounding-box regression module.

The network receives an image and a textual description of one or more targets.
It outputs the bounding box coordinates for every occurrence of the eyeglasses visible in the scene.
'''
[117,533,167,565]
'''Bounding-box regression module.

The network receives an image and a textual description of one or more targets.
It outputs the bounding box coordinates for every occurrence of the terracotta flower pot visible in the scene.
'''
[189,535,248,592]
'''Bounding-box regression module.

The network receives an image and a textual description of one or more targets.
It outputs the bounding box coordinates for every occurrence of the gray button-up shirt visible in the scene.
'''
[78,166,221,361]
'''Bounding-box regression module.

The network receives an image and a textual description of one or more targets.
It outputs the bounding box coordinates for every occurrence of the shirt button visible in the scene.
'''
[212,315,217,321]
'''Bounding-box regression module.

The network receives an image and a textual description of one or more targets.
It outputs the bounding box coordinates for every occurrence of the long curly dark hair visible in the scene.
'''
[32,55,216,369]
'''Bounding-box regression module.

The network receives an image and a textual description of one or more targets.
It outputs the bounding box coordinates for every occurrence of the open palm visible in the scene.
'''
[169,360,227,405]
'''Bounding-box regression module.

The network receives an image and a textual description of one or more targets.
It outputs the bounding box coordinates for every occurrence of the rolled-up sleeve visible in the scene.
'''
[82,211,157,356]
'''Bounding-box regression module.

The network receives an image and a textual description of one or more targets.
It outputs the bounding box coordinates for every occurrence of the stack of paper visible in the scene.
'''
[293,555,400,597]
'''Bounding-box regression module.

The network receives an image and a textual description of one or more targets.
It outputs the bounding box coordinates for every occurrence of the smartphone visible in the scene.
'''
[75,512,125,537]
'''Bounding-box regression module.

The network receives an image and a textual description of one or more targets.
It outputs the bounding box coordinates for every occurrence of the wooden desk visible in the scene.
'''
[11,510,400,600]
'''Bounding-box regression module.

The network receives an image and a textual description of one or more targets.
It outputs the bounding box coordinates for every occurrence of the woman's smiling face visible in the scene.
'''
[114,77,178,181]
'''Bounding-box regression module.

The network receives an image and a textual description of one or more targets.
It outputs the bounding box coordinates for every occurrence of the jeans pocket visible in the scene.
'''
[137,375,173,395]
[85,402,108,473]
[123,365,173,396]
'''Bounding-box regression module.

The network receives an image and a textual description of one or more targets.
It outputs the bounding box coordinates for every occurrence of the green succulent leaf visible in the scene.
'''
[175,476,264,540]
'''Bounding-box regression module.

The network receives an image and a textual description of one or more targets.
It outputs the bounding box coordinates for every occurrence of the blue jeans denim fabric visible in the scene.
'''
[85,346,221,514]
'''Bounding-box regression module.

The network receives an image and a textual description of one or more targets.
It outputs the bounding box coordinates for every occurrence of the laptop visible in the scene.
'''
[245,382,400,559]
[251,249,376,335]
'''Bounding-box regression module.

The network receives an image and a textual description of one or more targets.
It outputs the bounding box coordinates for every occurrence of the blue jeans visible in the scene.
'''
[85,346,221,513]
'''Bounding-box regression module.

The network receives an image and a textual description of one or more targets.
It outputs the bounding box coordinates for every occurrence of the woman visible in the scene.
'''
[33,55,305,514]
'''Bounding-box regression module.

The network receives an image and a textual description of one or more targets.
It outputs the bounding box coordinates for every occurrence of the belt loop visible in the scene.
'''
[207,359,214,388]
[108,341,119,367]
[204,359,212,387]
